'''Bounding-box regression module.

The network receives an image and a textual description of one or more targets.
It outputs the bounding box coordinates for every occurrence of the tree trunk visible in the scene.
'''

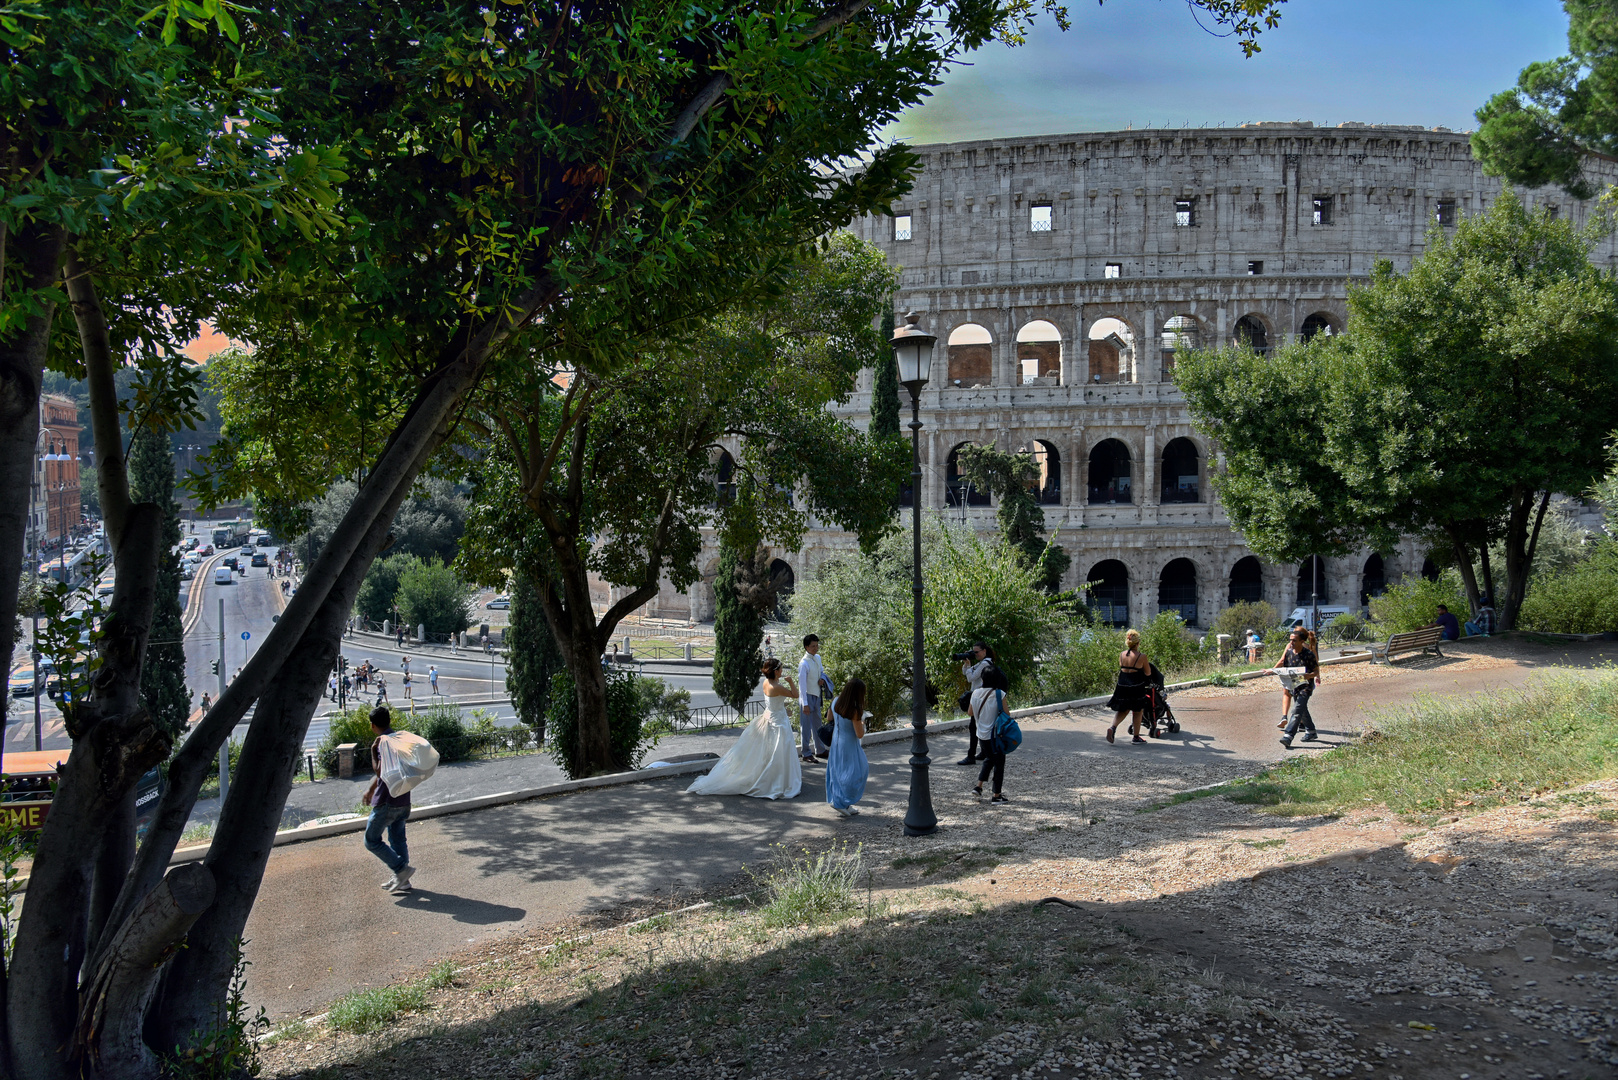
[0,223,67,673]
[1499,488,1544,632]
[86,791,136,964]
[73,865,215,1080]
[147,480,409,1051]
[1445,526,1482,615]
[1478,538,1496,608]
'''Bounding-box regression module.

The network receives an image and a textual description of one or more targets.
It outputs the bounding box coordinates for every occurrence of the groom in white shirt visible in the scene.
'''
[797,634,835,762]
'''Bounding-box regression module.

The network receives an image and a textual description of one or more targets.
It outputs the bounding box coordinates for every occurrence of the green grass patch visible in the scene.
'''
[890,845,1012,880]
[1239,838,1285,849]
[755,843,866,927]
[1222,672,1618,817]
[1140,783,1238,813]
[326,983,429,1034]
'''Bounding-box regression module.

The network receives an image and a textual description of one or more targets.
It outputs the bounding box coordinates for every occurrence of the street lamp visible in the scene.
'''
[890,311,938,837]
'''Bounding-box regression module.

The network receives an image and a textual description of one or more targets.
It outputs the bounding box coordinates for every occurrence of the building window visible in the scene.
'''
[1030,204,1052,232]
[1435,199,1456,226]
[1247,260,1264,275]
[892,214,912,241]
[958,270,980,285]
[1548,204,1560,219]
[1312,195,1334,225]
[1174,198,1198,227]
[1104,262,1122,279]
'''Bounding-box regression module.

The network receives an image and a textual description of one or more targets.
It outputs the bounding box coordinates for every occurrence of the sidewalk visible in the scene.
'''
[238,636,1610,1021]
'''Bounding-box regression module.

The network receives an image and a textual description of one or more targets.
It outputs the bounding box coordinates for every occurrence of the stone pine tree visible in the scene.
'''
[507,568,565,743]
[956,443,1071,593]
[711,540,767,712]
[127,427,190,737]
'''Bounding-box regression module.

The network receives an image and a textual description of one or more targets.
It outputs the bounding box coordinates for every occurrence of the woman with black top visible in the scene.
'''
[970,665,1012,802]
[1277,628,1321,748]
[1105,629,1151,744]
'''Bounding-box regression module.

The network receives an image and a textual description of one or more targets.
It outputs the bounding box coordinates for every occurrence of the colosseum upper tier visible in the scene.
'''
[647,122,1618,630]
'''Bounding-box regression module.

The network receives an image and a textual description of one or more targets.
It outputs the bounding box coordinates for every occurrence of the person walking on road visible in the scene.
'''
[1105,630,1151,745]
[797,635,836,762]
[375,673,388,705]
[1278,629,1321,749]
[428,665,439,696]
[363,707,415,893]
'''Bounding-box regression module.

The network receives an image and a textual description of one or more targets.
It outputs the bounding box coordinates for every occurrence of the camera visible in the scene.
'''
[950,650,975,662]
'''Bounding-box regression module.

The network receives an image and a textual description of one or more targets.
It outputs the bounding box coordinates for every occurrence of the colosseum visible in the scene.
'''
[644,122,1618,629]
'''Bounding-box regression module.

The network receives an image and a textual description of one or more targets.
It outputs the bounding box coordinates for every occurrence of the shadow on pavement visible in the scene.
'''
[392,889,526,925]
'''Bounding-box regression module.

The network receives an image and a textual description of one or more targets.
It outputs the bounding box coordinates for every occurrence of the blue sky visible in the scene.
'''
[885,0,1571,145]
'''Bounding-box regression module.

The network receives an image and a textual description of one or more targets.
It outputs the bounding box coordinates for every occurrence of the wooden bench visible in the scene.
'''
[1368,625,1445,665]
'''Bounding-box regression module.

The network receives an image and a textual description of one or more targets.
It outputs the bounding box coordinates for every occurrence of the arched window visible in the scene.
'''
[946,443,990,507]
[1087,439,1132,504]
[1420,557,1439,582]
[1087,318,1133,384]
[1301,313,1337,341]
[769,559,795,623]
[1159,314,1197,379]
[1159,558,1198,625]
[1087,560,1129,627]
[1028,440,1061,505]
[1229,555,1263,603]
[711,449,737,507]
[1160,437,1200,503]
[1361,553,1386,607]
[1235,314,1269,353]
[947,324,994,388]
[1297,555,1329,605]
[1016,320,1062,385]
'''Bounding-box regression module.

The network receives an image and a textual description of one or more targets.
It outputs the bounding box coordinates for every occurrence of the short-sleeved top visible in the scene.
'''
[1281,646,1318,679]
[371,736,410,807]
[1435,611,1461,640]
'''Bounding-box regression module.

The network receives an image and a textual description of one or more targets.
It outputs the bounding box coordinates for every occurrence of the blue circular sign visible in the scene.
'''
[241,631,250,640]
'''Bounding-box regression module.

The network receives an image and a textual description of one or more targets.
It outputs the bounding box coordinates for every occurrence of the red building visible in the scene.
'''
[35,394,81,547]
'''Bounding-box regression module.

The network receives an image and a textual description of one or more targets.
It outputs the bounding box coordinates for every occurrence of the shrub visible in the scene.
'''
[1136,611,1208,673]
[1325,611,1368,642]
[416,704,471,763]
[356,553,418,625]
[632,676,691,736]
[395,557,476,638]
[316,707,413,777]
[544,669,664,779]
[1037,624,1123,702]
[1367,568,1467,634]
[1518,540,1618,633]
[1209,600,1279,644]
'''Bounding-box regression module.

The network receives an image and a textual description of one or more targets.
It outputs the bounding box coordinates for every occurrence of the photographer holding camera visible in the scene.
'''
[954,641,996,765]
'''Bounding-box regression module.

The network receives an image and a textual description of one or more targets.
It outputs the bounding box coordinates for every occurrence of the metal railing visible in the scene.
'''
[653,697,765,734]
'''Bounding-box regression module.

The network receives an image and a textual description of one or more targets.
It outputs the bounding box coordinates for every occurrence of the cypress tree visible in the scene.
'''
[128,427,190,736]
[507,567,565,743]
[711,539,764,712]
[871,307,900,439]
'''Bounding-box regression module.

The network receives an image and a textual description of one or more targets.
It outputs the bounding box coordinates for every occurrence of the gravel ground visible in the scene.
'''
[260,663,1618,1080]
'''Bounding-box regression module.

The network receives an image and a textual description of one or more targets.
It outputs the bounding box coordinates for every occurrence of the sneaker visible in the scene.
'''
[1279,736,1293,749]
[845,806,860,816]
[990,793,1008,804]
[833,805,852,817]
[956,756,976,766]
[392,865,416,890]
[380,875,398,891]
[1301,731,1318,742]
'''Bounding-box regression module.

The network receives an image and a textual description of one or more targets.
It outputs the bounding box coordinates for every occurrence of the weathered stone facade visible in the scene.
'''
[641,122,1618,628]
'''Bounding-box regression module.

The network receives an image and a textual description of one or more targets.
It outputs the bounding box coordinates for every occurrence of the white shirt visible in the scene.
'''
[798,653,831,705]
[962,658,991,690]
[970,687,1002,740]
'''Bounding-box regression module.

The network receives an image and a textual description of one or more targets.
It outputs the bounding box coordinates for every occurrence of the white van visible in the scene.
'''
[213,566,234,585]
[1285,606,1354,631]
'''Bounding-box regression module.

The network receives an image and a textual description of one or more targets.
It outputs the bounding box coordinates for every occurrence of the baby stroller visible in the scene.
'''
[1144,663,1181,738]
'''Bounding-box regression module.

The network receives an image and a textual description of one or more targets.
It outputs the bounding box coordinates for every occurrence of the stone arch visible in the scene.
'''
[946,442,991,507]
[1229,555,1263,604]
[1015,319,1063,385]
[1300,311,1340,342]
[1086,317,1135,384]
[947,323,993,387]
[710,448,737,506]
[1087,438,1133,505]
[1158,558,1198,626]
[1028,439,1061,505]
[769,559,795,622]
[1160,436,1201,504]
[1087,559,1129,627]
[1420,556,1439,582]
[1360,552,1386,607]
[1296,555,1329,606]
[1234,313,1271,353]
[1159,313,1201,380]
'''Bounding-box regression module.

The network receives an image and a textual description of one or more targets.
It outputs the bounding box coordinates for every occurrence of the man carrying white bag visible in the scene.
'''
[363,707,440,894]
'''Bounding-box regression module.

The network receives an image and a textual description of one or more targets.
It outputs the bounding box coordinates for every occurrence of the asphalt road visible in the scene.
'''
[239,638,1614,1022]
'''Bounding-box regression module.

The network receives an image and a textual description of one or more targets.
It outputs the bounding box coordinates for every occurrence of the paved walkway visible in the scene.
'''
[240,637,1611,1020]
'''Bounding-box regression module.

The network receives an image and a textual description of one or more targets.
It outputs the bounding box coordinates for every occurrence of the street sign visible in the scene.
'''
[241,631,250,640]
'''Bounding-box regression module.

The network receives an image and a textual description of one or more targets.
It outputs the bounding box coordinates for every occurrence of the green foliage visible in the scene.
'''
[1209,600,1280,644]
[1037,624,1123,702]
[954,443,1070,593]
[291,479,467,569]
[355,554,417,626]
[712,541,765,712]
[326,982,429,1036]
[129,425,190,737]
[1135,612,1208,673]
[1518,540,1618,633]
[543,670,663,780]
[870,307,901,443]
[395,557,475,638]
[316,707,396,778]
[630,676,692,737]
[162,943,266,1079]
[506,569,564,740]
[1326,611,1369,642]
[0,817,38,965]
[1367,570,1469,635]
[755,843,865,928]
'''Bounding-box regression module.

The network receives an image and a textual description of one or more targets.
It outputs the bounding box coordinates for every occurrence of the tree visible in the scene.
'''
[127,427,189,737]
[394,558,475,639]
[506,569,565,743]
[712,541,769,712]
[1177,190,1618,631]
[955,443,1071,592]
[355,554,417,627]
[460,237,909,775]
[871,307,901,440]
[1472,0,1618,197]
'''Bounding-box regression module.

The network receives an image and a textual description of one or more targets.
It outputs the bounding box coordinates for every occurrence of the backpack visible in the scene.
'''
[990,690,1022,755]
[376,731,440,796]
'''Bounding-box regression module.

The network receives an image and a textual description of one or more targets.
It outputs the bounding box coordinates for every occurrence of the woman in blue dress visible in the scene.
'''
[825,678,869,817]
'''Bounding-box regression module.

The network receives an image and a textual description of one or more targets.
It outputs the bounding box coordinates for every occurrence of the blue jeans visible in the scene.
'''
[801,696,825,757]
[365,804,410,872]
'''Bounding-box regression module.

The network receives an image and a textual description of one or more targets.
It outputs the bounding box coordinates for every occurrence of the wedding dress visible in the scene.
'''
[687,693,801,799]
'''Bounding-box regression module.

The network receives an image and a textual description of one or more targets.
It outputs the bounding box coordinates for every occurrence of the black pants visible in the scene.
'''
[966,726,980,759]
[977,744,1005,794]
[1284,683,1316,737]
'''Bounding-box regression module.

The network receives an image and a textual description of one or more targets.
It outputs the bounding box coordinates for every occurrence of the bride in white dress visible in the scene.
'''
[687,658,801,799]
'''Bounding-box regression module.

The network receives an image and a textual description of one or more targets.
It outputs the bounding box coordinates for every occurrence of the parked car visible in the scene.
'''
[9,668,36,698]
[1284,606,1355,631]
[214,566,234,585]
[485,595,511,609]
[250,552,268,567]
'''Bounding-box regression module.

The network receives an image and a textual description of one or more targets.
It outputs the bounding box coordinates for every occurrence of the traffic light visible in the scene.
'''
[339,655,348,674]
[210,659,219,675]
